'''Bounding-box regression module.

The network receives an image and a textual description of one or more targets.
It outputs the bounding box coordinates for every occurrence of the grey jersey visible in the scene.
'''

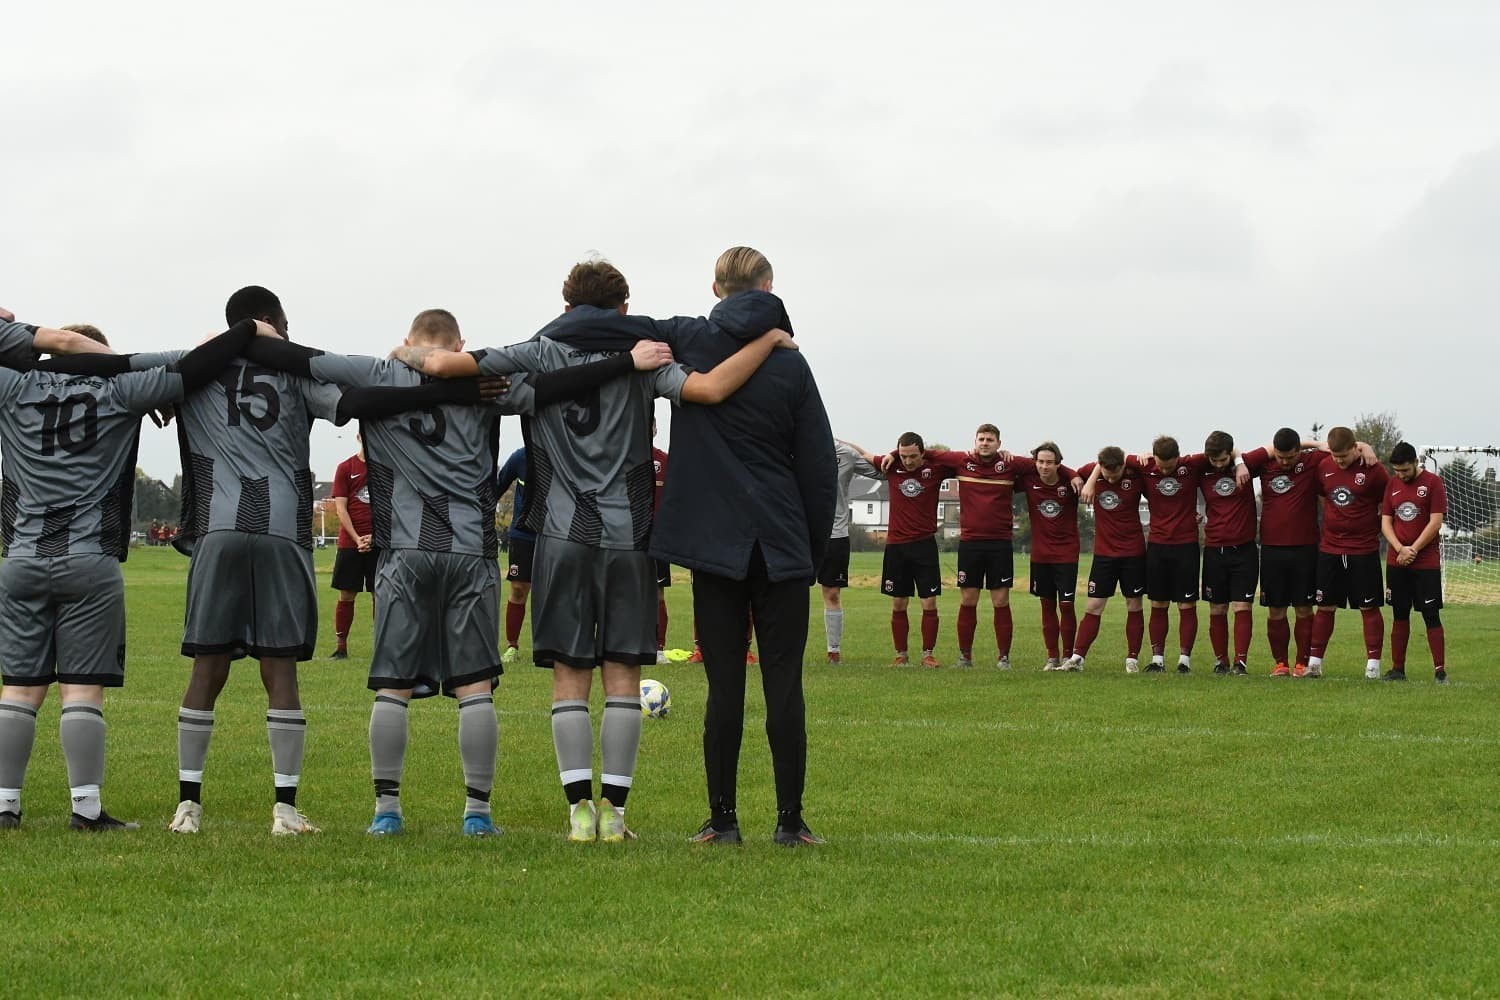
[474,340,689,551]
[0,366,183,560]
[0,322,40,370]
[307,354,521,558]
[132,351,342,549]
[832,441,881,540]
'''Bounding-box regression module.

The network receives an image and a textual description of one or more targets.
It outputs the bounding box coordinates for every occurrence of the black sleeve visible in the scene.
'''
[170,320,258,392]
[29,354,134,376]
[790,364,837,575]
[527,352,635,408]
[242,336,323,378]
[334,379,483,426]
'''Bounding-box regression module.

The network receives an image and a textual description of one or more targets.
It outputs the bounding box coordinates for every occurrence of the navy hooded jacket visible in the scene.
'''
[647,292,836,584]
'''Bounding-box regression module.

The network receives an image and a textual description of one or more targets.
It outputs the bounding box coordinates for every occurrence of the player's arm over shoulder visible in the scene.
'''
[675,328,797,405]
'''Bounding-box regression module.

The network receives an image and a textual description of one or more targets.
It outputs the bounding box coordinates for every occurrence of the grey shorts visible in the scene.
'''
[0,554,126,687]
[182,532,318,661]
[531,534,656,669]
[369,549,500,697]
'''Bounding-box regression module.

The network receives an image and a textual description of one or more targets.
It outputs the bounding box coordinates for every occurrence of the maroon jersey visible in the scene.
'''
[1141,454,1208,545]
[1316,460,1390,555]
[1198,462,1256,547]
[332,453,372,549]
[651,446,668,514]
[1077,461,1146,558]
[1243,447,1328,547]
[1381,470,1447,570]
[1017,462,1080,562]
[926,449,1017,542]
[885,454,960,545]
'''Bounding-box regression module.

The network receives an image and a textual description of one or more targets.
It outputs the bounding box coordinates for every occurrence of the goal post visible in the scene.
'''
[1418,446,1500,605]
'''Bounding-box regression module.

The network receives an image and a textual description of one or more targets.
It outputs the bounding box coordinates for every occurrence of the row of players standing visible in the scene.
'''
[0,248,839,843]
[829,424,1447,682]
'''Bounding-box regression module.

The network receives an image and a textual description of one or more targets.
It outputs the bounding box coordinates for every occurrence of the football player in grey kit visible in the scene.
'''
[390,258,794,843]
[244,306,673,837]
[0,312,265,831]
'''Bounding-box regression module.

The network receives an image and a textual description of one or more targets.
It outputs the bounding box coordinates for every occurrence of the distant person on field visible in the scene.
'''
[1380,442,1447,683]
[330,433,376,660]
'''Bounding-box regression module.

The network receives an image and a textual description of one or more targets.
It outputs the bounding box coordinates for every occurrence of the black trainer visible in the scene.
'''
[773,822,827,847]
[1144,662,1166,673]
[330,648,349,661]
[0,811,20,830]
[1435,667,1448,684]
[1231,662,1248,676]
[1176,662,1192,674]
[1381,668,1408,682]
[69,811,140,832]
[689,818,741,844]
[1212,661,1230,675]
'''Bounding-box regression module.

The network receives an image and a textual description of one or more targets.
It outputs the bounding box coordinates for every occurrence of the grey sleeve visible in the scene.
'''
[0,367,24,407]
[129,349,188,371]
[308,354,388,387]
[0,321,39,368]
[299,377,345,422]
[475,342,547,376]
[651,362,691,405]
[109,367,186,414]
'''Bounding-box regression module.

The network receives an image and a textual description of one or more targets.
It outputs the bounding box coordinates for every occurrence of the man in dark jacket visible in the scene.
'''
[650,247,837,847]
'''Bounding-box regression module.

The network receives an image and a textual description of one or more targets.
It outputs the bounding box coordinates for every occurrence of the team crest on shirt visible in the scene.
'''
[1355,472,1367,486]
[1039,499,1063,519]
[1122,479,1134,491]
[1213,478,1236,497]
[900,479,925,498]
[1270,475,1293,495]
[994,461,1005,474]
[1099,491,1122,511]
[1329,486,1354,507]
[920,468,933,480]
[1396,501,1421,522]
[1295,463,1304,474]
[653,460,662,476]
[1417,485,1429,498]
[1057,486,1068,498]
[1157,477,1182,496]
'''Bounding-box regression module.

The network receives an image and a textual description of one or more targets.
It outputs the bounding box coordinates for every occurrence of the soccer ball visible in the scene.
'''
[639,678,671,719]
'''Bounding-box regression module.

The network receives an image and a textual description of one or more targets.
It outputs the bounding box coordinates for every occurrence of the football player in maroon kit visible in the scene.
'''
[1067,447,1147,672]
[1138,436,1230,673]
[1197,431,1257,675]
[859,433,958,667]
[1241,428,1328,676]
[1308,426,1390,679]
[923,424,1021,669]
[1380,442,1448,682]
[1016,442,1080,669]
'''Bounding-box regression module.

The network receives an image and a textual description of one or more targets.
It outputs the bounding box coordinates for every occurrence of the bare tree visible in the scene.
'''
[1353,410,1404,469]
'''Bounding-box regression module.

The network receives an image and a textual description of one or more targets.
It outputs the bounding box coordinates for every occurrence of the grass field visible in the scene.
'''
[5,547,1500,997]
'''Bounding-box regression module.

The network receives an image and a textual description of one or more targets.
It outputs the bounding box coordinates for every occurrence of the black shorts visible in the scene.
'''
[1260,544,1317,609]
[1087,554,1146,599]
[817,536,851,589]
[1147,542,1200,603]
[1385,564,1443,614]
[881,539,941,599]
[1030,562,1079,602]
[957,540,1014,591]
[506,535,536,584]
[331,547,378,594]
[1201,543,1259,604]
[654,559,673,589]
[1315,551,1384,609]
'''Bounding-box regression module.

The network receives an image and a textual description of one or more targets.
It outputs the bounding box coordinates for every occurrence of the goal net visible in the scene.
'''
[1420,446,1500,605]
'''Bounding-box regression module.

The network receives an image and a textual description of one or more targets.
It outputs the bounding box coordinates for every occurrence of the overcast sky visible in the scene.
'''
[4,2,1497,481]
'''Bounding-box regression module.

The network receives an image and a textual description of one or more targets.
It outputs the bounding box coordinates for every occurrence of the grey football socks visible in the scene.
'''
[825,609,845,652]
[600,697,642,809]
[176,708,214,803]
[551,699,592,804]
[60,702,106,821]
[457,694,496,817]
[0,700,38,817]
[266,709,306,807]
[369,695,408,816]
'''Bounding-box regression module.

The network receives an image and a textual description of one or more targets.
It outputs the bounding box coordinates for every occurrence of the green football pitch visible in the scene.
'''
[4,547,1499,996]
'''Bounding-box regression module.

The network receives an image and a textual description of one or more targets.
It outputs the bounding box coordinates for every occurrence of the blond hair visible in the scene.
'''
[714,246,773,296]
[61,323,108,347]
[409,308,461,347]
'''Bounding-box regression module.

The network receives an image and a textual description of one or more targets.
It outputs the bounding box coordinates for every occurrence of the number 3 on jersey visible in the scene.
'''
[217,365,281,431]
